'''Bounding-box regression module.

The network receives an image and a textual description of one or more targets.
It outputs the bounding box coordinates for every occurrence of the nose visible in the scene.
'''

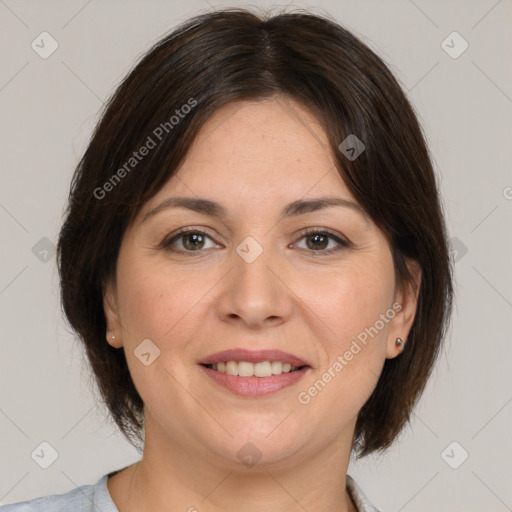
[216,241,293,329]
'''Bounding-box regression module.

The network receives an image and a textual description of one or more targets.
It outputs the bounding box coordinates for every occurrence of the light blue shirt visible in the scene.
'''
[1,472,380,511]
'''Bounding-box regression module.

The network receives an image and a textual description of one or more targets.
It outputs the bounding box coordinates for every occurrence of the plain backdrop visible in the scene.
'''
[1,1,511,511]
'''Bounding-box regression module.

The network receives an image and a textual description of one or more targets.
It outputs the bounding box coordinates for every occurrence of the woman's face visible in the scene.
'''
[104,97,418,470]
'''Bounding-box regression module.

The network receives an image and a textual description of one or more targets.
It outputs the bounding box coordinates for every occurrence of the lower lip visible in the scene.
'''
[199,365,309,397]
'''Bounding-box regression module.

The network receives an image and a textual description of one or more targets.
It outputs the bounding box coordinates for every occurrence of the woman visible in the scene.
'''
[2,7,453,512]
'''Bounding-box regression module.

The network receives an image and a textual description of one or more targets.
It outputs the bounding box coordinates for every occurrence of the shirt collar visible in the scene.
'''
[346,475,381,512]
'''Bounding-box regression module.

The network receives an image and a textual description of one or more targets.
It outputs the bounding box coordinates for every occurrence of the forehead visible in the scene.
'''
[178,97,334,184]
[138,97,359,221]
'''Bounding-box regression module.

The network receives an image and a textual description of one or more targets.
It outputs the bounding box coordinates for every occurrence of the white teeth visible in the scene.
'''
[271,361,282,374]
[254,361,272,377]
[226,361,238,376]
[238,361,254,377]
[207,360,301,377]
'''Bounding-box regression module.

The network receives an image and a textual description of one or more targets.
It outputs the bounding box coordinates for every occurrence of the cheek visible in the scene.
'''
[116,250,203,341]
[114,252,225,404]
[296,258,395,412]
[304,259,395,350]
[342,272,394,345]
[114,258,206,415]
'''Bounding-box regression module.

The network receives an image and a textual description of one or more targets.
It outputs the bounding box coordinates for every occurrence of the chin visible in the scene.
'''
[201,421,308,470]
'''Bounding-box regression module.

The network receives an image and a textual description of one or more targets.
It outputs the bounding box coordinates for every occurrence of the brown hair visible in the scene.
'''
[57,7,453,457]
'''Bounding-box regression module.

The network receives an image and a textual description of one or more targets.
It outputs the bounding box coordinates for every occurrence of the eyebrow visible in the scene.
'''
[141,195,367,224]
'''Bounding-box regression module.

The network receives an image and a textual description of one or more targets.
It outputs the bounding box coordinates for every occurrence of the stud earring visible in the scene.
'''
[396,337,404,347]
[107,328,115,340]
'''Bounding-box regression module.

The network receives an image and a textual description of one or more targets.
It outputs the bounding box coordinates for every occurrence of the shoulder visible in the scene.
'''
[1,474,118,512]
[346,474,382,512]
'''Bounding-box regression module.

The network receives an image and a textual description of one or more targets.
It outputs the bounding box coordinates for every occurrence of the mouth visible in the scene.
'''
[198,349,311,397]
[201,361,306,377]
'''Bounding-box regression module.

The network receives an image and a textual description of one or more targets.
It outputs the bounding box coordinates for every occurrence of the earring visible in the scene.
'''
[107,328,115,340]
[396,337,404,347]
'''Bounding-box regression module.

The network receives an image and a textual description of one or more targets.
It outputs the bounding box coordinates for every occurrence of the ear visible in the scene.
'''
[386,259,421,359]
[103,279,123,348]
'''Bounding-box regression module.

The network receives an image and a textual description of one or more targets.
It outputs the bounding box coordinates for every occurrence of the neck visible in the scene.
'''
[108,416,358,512]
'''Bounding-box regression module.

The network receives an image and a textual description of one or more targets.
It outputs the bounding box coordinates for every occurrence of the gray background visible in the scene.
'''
[1,0,511,511]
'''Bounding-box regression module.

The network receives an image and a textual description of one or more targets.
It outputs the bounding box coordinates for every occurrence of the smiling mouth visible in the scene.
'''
[201,361,307,377]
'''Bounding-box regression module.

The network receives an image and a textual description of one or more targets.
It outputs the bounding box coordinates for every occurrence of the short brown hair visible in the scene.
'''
[57,7,453,457]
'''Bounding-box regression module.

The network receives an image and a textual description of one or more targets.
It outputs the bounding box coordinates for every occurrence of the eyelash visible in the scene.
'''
[161,227,350,256]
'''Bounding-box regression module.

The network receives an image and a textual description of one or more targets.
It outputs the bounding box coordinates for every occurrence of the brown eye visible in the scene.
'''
[305,233,329,250]
[162,229,219,253]
[294,229,349,255]
[181,232,206,250]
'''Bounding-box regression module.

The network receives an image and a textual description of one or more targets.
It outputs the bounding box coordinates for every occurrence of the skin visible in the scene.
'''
[103,96,421,512]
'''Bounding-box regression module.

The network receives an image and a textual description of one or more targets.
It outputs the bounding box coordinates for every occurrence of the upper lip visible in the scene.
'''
[198,349,310,368]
